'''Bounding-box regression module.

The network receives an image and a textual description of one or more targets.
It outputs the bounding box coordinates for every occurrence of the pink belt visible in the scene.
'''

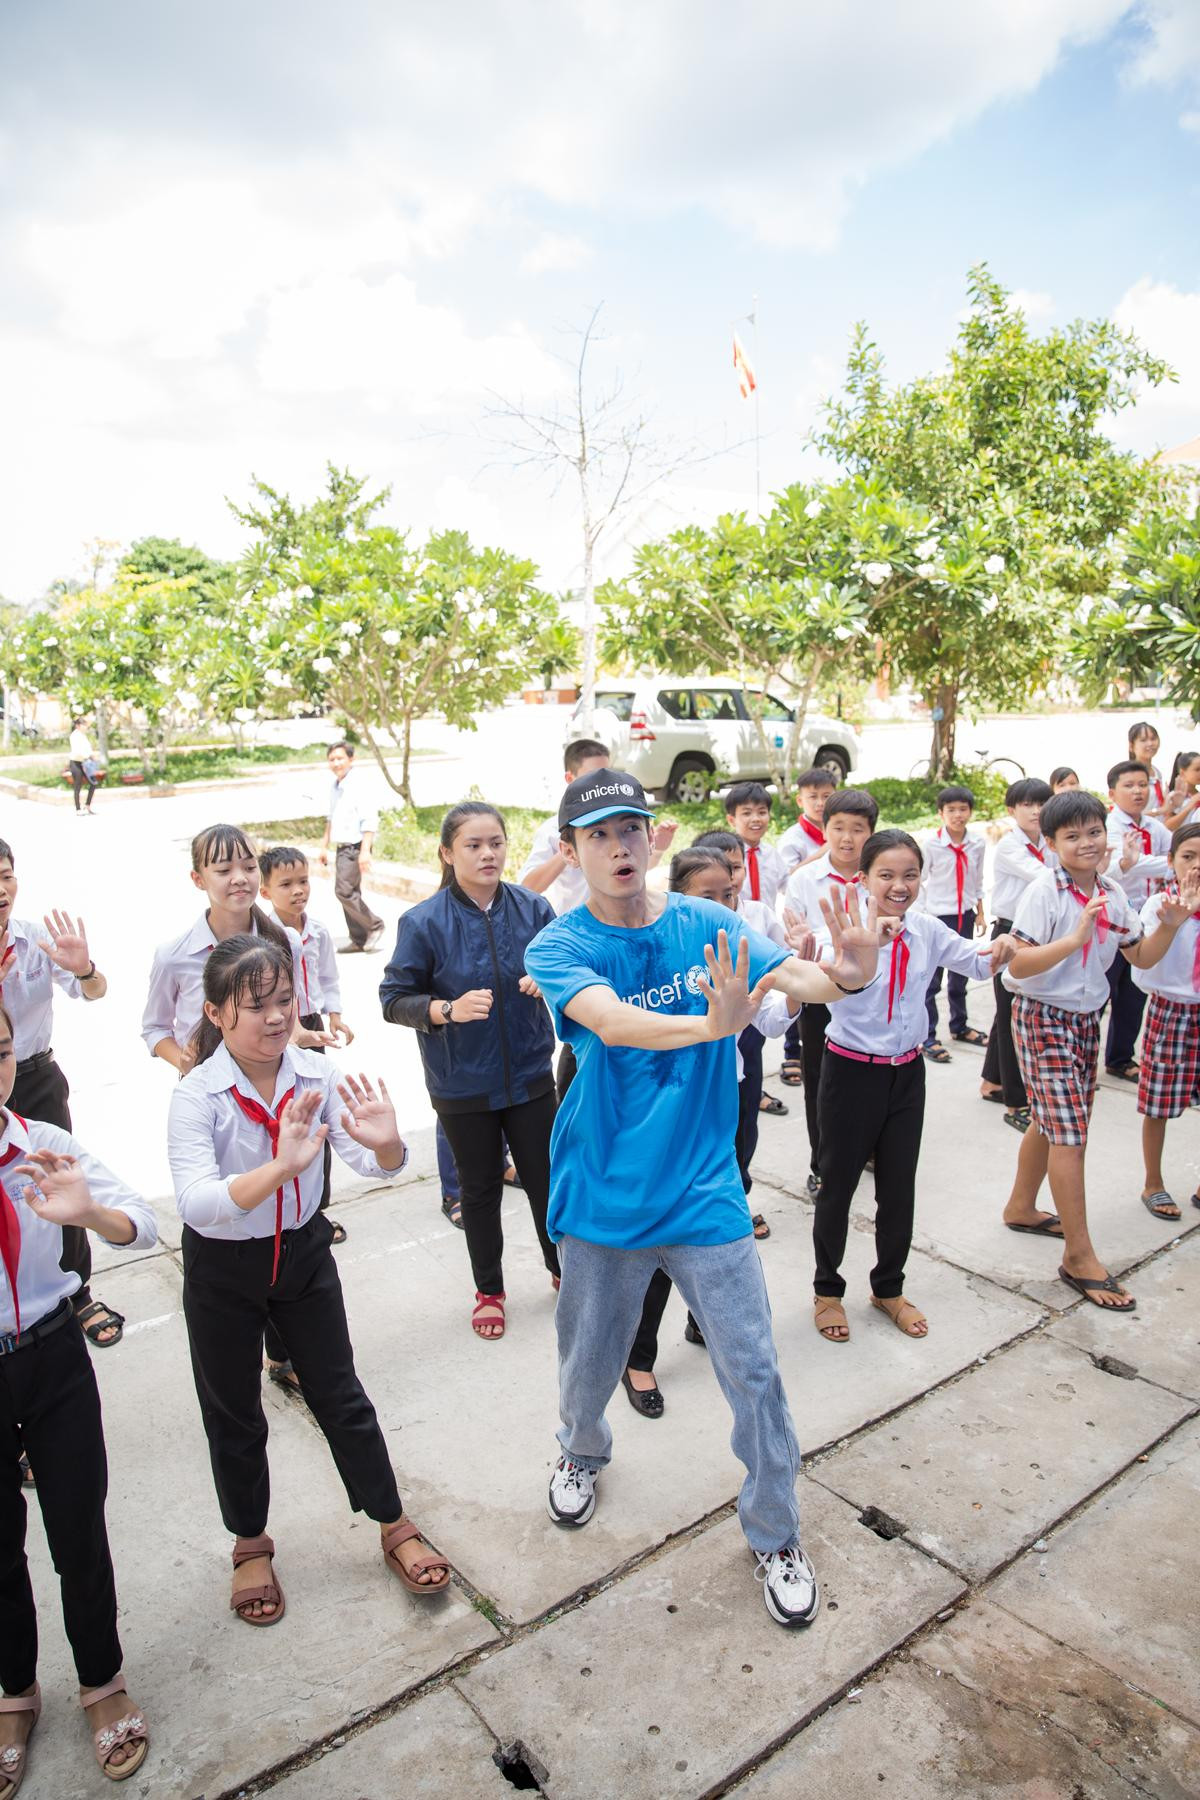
[827,1040,920,1068]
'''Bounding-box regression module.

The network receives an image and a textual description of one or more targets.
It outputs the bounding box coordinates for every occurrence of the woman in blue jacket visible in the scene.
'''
[380,802,559,1339]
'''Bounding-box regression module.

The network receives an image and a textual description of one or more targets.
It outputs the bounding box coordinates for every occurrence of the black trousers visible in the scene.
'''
[1105,955,1147,1071]
[181,1215,401,1536]
[0,1306,121,1691]
[735,1026,764,1196]
[10,1054,92,1307]
[334,843,383,946]
[800,1004,830,1177]
[264,1017,333,1367]
[980,918,1026,1107]
[69,759,96,811]
[555,1041,577,1104]
[436,1089,559,1293]
[628,1268,674,1372]
[924,912,976,1041]
[814,1050,925,1299]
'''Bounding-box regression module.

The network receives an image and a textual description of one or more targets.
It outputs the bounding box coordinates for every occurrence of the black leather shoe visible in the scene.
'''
[683,1317,706,1348]
[621,1370,665,1418]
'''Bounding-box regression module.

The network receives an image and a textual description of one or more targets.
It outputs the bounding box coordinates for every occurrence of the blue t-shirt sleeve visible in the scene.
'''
[525,921,615,1027]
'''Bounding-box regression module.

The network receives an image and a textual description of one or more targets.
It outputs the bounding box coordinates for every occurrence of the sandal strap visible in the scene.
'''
[403,1553,450,1577]
[79,1677,126,1709]
[232,1534,275,1568]
[76,1301,126,1328]
[231,1584,282,1612]
[0,1685,40,1718]
[93,1709,148,1763]
[381,1520,421,1555]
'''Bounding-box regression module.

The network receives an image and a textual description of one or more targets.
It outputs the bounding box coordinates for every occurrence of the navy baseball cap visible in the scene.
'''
[559,768,655,831]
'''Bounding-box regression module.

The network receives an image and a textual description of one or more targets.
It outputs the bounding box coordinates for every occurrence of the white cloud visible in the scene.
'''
[520,232,594,276]
[1007,288,1055,320]
[1108,277,1200,453]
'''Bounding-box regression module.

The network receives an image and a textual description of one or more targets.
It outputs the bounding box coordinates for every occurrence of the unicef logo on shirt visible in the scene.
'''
[683,964,707,995]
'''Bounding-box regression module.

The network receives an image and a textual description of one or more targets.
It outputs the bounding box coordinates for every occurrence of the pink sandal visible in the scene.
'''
[79,1676,148,1783]
[230,1533,286,1626]
[472,1291,506,1338]
[381,1520,452,1596]
[0,1684,40,1797]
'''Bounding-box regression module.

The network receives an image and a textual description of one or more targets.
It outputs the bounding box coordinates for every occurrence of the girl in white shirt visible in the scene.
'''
[168,936,450,1622]
[0,1001,153,1787]
[1134,823,1200,1220]
[812,830,1018,1345]
[67,717,97,815]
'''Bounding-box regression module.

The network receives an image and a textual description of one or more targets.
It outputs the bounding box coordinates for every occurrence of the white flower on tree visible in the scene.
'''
[916,538,940,560]
[863,561,892,586]
[916,563,937,579]
[340,620,363,636]
[804,499,822,519]
[311,656,335,673]
[381,629,401,646]
[984,553,1005,575]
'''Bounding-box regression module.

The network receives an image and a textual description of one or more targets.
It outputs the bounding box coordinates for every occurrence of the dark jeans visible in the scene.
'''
[814,1049,924,1299]
[334,843,383,947]
[0,1307,121,1691]
[182,1214,401,1536]
[924,912,976,1042]
[735,1026,764,1196]
[10,1054,92,1308]
[800,1004,830,1176]
[435,1089,559,1294]
[265,1018,332,1367]
[436,1119,514,1204]
[1105,954,1147,1072]
[69,760,96,812]
[980,918,1026,1107]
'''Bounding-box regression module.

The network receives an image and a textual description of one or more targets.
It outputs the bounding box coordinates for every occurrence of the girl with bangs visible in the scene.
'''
[168,936,453,1622]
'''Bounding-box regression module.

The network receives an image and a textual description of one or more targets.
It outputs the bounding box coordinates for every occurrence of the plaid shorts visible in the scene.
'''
[1011,996,1100,1146]
[1137,993,1200,1119]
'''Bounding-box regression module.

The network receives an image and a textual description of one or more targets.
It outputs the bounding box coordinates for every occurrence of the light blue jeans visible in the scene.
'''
[555,1233,802,1553]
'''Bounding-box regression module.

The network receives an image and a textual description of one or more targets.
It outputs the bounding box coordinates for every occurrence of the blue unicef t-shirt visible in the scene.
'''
[524,893,788,1248]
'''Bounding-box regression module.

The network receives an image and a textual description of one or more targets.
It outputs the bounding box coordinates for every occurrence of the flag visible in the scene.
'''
[733,331,756,399]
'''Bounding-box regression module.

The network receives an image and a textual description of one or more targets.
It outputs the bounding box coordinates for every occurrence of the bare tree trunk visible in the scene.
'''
[1,685,10,751]
[95,701,109,761]
[401,712,414,808]
[926,682,959,779]
[357,719,409,804]
[784,655,826,788]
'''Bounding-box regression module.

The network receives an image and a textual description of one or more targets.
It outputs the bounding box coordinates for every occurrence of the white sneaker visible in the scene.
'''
[547,1455,598,1527]
[756,1545,820,1626]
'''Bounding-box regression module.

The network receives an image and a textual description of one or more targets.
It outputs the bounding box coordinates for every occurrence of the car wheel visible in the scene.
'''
[668,756,714,804]
[813,747,849,783]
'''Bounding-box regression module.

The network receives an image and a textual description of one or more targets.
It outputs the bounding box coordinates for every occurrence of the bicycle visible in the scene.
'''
[907,748,1027,782]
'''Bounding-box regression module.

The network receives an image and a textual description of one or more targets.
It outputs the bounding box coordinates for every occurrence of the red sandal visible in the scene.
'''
[472,1291,506,1338]
[230,1533,286,1627]
[381,1520,452,1596]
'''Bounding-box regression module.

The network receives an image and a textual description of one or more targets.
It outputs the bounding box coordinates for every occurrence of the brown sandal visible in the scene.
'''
[230,1533,286,1626]
[871,1295,928,1337]
[813,1297,849,1342]
[80,1676,148,1783]
[472,1291,506,1339]
[381,1520,452,1596]
[0,1683,40,1797]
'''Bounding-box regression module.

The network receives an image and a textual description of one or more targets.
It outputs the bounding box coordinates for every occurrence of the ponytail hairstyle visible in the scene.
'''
[437,801,507,889]
[1169,749,1200,789]
[188,935,295,1067]
[190,824,289,952]
[668,846,733,893]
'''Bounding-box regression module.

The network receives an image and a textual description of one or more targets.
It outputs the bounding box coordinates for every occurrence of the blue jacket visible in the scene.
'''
[380,881,557,1112]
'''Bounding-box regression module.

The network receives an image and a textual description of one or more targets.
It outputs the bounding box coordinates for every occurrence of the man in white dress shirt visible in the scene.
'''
[319,743,384,953]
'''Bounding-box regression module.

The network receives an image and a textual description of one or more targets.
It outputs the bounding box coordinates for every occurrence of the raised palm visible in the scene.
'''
[274,1091,328,1177]
[38,910,91,977]
[337,1075,401,1152]
[12,1151,94,1225]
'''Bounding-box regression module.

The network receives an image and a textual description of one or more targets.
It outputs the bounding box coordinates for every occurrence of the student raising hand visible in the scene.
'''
[38,910,97,979]
[1157,873,1200,928]
[818,885,885,988]
[337,1075,406,1168]
[273,1089,330,1177]
[781,907,817,961]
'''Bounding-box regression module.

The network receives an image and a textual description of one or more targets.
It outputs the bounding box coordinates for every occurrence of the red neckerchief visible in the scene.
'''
[298,934,312,1011]
[228,1086,302,1284]
[1026,840,1045,864]
[1111,808,1152,855]
[886,931,910,1023]
[798,817,825,848]
[1153,777,1164,808]
[827,870,860,887]
[0,1134,25,1340]
[1066,881,1110,968]
[746,844,761,901]
[941,829,969,930]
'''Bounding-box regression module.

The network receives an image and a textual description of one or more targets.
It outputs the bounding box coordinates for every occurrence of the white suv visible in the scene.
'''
[569,679,859,803]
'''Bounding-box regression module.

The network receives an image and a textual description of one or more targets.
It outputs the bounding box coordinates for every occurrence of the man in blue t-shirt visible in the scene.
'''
[524,769,881,1629]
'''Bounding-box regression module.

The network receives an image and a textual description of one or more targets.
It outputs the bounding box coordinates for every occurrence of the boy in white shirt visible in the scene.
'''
[980,778,1056,1129]
[1001,790,1192,1314]
[779,767,835,876]
[1133,822,1200,1220]
[1104,759,1173,1080]
[319,742,383,953]
[920,785,987,1063]
[725,782,786,911]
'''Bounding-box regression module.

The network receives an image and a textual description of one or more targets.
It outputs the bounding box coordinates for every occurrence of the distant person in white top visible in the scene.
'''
[67,715,98,814]
[919,785,988,1062]
[1133,822,1200,1221]
[319,742,384,953]
[778,767,836,876]
[980,777,1057,1130]
[725,782,786,911]
[1126,720,1166,813]
[1104,759,1172,1081]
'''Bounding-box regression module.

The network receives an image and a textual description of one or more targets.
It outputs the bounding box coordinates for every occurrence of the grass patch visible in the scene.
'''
[18,742,334,788]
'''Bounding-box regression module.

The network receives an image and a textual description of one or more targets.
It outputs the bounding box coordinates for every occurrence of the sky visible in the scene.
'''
[1,0,1198,603]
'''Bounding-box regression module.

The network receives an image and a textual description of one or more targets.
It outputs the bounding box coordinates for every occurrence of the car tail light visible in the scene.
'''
[630,710,656,742]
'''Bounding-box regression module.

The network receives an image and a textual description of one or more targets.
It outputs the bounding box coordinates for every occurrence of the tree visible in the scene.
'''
[817,266,1176,773]
[232,468,577,804]
[1068,503,1200,714]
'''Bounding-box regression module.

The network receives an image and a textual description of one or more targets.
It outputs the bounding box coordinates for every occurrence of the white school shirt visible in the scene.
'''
[740,838,787,912]
[990,826,1058,923]
[1132,892,1199,1004]
[292,912,342,1016]
[0,1111,157,1336]
[821,910,993,1059]
[168,1042,406,1239]
[68,727,92,761]
[1106,806,1171,905]
[778,817,826,875]
[1,918,84,1059]
[141,914,305,1053]
[737,893,787,948]
[735,981,800,1080]
[1003,867,1142,1014]
[328,772,379,846]
[518,814,588,916]
[782,853,860,953]
[919,827,986,920]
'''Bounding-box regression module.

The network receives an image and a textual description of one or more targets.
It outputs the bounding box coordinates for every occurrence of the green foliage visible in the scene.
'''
[1068,506,1200,714]
[20,742,332,788]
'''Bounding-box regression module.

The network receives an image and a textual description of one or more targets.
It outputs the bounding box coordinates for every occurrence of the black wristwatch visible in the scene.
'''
[440,999,454,1024]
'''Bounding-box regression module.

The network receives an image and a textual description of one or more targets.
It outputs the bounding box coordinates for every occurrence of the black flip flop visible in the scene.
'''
[621,1371,665,1418]
[1140,1189,1181,1220]
[328,1217,348,1244]
[441,1194,464,1230]
[759,1093,788,1116]
[751,1213,771,1240]
[780,1058,804,1086]
[267,1360,305,1398]
[75,1299,125,1348]
[1004,1108,1032,1133]
[952,1029,989,1046]
[980,1089,1006,1104]
[1006,1216,1063,1236]
[1105,1064,1140,1083]
[1058,1266,1136,1311]
[19,1452,34,1489]
[923,1043,952,1065]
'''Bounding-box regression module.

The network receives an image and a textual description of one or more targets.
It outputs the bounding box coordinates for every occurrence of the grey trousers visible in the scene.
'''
[334,843,383,945]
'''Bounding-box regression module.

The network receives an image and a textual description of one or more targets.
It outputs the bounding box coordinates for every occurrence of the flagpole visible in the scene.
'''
[752,294,761,518]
